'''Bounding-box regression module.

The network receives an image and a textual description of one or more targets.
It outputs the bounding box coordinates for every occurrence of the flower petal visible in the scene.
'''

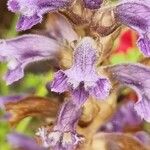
[89,78,111,100]
[16,15,42,31]
[115,0,150,33]
[83,0,103,9]
[54,100,82,132]
[100,101,142,132]
[137,34,150,56]
[7,0,20,12]
[7,0,73,30]
[7,133,44,150]
[64,37,99,89]
[50,70,68,93]
[72,83,89,105]
[106,63,150,122]
[0,34,60,85]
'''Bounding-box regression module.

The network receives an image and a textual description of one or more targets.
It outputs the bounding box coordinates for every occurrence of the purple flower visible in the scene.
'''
[83,0,103,9]
[7,132,45,150]
[101,101,142,132]
[0,14,78,85]
[7,0,73,31]
[114,0,150,56]
[0,34,60,85]
[36,100,83,150]
[106,63,150,122]
[49,37,111,104]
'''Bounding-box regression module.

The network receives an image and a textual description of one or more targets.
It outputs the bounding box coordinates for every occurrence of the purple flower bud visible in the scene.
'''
[49,37,111,104]
[7,0,73,31]
[114,0,150,56]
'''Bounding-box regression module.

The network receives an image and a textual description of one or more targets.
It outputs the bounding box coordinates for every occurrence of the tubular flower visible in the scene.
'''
[7,0,73,31]
[114,0,150,56]
[106,63,150,122]
[0,14,78,85]
[49,37,111,105]
[36,100,83,150]
[101,101,142,132]
[0,34,60,85]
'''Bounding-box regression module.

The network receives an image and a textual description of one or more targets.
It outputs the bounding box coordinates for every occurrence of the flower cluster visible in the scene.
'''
[0,0,150,150]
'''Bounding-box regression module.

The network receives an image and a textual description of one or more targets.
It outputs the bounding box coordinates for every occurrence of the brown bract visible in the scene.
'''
[4,96,61,126]
[92,133,149,150]
[61,0,120,38]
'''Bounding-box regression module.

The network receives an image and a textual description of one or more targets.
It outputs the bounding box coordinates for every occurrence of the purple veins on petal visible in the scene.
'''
[107,63,150,122]
[16,14,42,31]
[83,0,103,9]
[50,70,68,93]
[0,34,60,85]
[7,132,44,150]
[137,34,150,56]
[7,0,73,31]
[54,100,82,132]
[114,0,150,56]
[50,37,111,104]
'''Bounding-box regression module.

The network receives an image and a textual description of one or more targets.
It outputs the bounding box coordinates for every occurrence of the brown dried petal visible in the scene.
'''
[90,9,121,37]
[61,0,93,26]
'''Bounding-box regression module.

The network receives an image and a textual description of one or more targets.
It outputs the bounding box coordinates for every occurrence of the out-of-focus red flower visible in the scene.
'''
[115,29,137,53]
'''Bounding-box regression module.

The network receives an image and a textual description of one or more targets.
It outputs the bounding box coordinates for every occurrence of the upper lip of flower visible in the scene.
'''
[0,13,78,85]
[7,0,73,31]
